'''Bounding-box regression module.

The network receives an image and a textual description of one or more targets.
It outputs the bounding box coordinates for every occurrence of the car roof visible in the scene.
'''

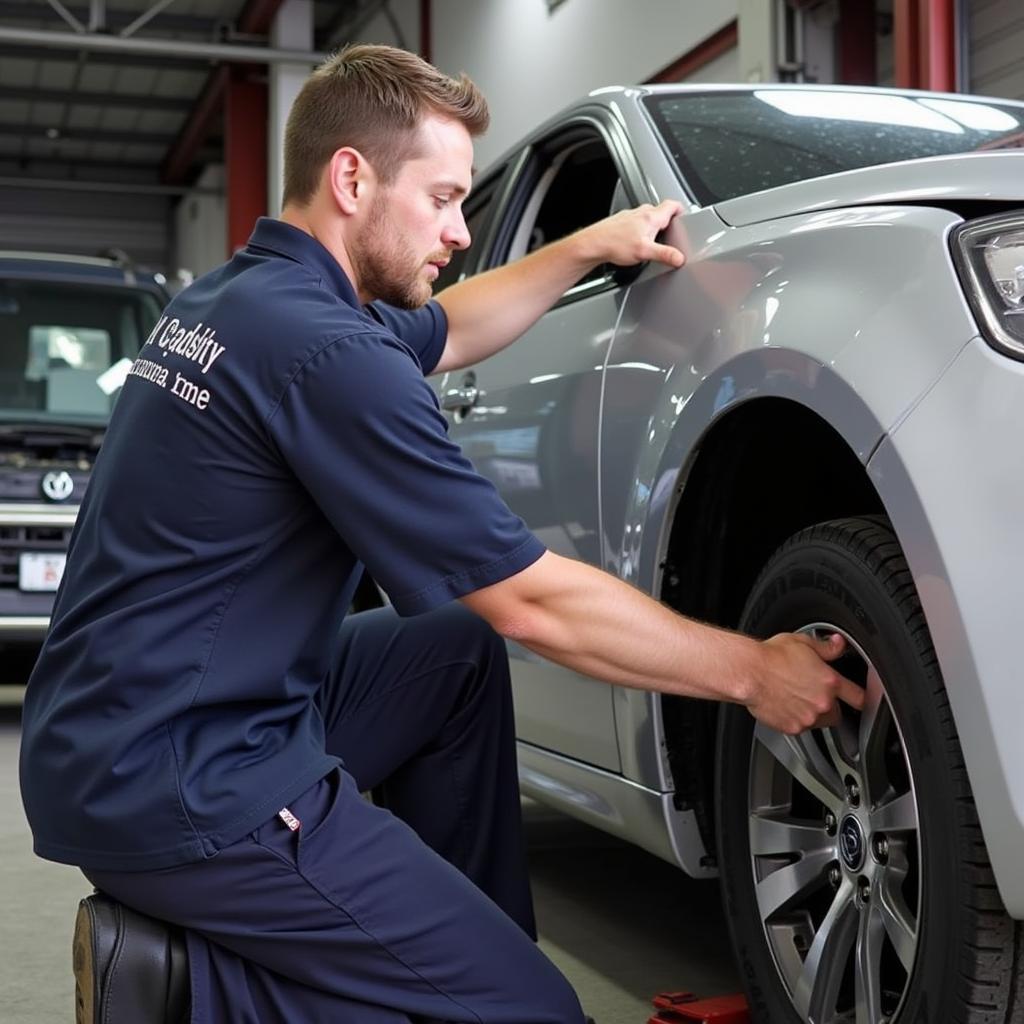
[0,250,165,291]
[477,82,1024,188]
[594,82,1024,107]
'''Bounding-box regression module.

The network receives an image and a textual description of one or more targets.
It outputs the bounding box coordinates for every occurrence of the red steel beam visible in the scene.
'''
[894,0,957,91]
[225,69,268,255]
[925,0,957,91]
[838,0,877,85]
[894,0,921,88]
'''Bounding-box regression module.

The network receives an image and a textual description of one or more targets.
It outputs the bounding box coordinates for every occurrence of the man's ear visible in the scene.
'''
[327,147,371,215]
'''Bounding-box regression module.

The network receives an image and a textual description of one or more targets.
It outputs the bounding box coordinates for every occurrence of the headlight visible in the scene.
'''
[953,212,1024,360]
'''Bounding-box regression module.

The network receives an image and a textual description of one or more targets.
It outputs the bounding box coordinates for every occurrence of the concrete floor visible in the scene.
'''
[0,696,739,1023]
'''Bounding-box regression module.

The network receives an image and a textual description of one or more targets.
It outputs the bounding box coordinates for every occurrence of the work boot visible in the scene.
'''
[72,891,190,1023]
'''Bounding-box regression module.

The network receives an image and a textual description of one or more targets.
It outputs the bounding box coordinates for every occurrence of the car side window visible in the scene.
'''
[505,135,621,291]
[433,170,504,290]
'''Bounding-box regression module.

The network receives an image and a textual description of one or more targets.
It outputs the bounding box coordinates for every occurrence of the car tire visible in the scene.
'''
[715,516,1023,1024]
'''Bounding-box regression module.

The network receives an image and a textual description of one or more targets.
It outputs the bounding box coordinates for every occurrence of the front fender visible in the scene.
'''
[870,336,1024,918]
[601,203,979,793]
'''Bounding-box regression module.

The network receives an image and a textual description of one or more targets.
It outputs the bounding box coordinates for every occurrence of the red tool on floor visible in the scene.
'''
[647,991,751,1024]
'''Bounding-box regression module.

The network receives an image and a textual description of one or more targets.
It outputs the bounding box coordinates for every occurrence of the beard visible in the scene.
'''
[353,194,448,310]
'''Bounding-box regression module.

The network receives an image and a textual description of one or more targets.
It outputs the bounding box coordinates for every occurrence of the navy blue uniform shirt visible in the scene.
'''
[19,218,545,871]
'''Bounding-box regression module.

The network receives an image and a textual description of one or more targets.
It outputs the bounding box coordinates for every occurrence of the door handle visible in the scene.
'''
[441,372,479,416]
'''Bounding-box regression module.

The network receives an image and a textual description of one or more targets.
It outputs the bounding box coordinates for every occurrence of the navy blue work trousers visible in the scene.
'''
[85,603,583,1024]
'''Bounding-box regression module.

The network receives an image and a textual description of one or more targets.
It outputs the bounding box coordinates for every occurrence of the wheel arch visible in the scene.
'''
[659,397,884,626]
[655,397,885,863]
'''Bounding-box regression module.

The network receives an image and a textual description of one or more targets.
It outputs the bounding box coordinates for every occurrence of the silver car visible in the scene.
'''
[431,84,1024,1024]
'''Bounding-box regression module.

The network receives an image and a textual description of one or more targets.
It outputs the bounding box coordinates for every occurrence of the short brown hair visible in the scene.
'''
[282,44,489,207]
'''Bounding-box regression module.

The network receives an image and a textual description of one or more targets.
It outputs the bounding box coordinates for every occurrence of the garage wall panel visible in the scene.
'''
[0,188,170,272]
[970,0,1024,100]
[429,0,738,168]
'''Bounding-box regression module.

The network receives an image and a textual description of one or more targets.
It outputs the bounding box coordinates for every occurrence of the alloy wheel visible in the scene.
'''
[747,623,921,1024]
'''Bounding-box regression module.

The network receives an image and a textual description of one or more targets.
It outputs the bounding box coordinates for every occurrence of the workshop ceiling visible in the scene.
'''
[0,0,397,193]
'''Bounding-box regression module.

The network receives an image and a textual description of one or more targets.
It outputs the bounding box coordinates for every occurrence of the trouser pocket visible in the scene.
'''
[251,768,343,870]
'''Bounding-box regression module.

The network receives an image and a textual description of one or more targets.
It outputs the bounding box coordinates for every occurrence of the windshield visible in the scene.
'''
[0,278,161,425]
[645,89,1024,205]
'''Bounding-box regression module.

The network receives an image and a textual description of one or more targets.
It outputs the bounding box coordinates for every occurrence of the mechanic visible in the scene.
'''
[19,44,862,1024]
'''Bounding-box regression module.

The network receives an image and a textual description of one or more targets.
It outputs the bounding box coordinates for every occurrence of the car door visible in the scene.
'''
[436,114,643,771]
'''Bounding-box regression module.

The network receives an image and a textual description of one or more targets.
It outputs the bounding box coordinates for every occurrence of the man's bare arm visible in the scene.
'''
[460,550,864,735]
[433,200,685,375]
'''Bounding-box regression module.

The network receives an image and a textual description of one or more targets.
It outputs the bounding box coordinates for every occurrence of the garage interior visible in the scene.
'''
[1,1,1022,1022]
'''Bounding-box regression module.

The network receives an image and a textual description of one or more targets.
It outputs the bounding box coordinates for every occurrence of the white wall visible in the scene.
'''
[428,0,738,168]
[269,0,315,218]
[173,165,226,279]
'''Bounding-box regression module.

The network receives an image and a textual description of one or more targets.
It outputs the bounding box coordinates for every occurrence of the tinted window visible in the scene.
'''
[0,279,161,422]
[529,141,618,250]
[506,137,620,288]
[645,90,1024,205]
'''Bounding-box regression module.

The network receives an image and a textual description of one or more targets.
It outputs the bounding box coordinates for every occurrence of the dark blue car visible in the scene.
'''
[0,251,166,640]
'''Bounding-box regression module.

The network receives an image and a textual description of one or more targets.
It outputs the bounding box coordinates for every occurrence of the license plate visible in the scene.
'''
[19,552,67,592]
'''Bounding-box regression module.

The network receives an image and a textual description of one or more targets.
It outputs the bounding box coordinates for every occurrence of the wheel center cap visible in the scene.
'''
[839,815,866,871]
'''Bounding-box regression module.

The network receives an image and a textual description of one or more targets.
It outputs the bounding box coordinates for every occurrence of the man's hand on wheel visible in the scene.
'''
[742,631,865,735]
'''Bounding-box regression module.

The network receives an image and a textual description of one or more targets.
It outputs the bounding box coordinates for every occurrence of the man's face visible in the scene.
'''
[353,115,474,309]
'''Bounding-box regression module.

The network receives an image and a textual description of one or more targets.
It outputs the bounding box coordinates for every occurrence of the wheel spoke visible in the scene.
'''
[869,790,918,835]
[877,869,918,973]
[855,903,885,1024]
[749,814,834,857]
[824,721,858,778]
[858,666,884,749]
[858,667,889,807]
[755,725,845,813]
[792,879,858,1020]
[755,848,836,919]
